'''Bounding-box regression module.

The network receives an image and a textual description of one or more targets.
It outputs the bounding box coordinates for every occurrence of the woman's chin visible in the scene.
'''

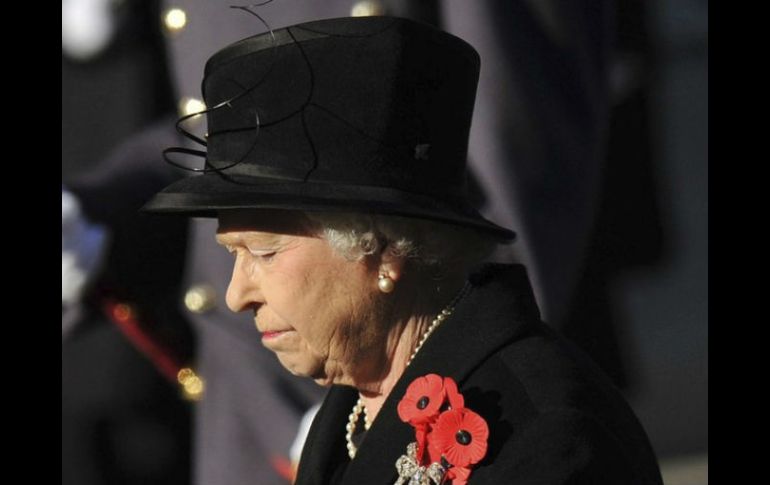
[282,360,337,388]
[277,354,326,381]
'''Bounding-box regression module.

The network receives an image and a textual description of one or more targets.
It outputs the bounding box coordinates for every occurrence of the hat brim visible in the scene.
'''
[143,173,516,242]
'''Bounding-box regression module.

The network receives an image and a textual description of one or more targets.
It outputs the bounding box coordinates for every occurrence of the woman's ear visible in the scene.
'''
[377,246,407,284]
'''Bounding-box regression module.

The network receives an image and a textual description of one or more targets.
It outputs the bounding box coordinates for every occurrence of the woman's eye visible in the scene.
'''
[251,251,276,262]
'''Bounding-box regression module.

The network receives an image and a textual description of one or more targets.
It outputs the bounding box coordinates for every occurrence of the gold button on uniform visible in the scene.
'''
[177,367,205,401]
[351,1,385,17]
[184,284,217,314]
[163,7,188,33]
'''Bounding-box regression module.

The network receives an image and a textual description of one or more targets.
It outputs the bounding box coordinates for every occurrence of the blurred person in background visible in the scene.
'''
[62,141,194,485]
[63,1,194,484]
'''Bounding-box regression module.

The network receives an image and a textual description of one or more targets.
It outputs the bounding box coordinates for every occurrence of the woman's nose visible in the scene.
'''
[225,256,260,313]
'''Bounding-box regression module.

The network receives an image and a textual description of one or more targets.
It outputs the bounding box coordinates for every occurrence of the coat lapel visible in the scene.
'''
[294,386,357,485]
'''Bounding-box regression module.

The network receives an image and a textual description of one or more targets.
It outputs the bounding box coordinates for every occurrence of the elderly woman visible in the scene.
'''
[145,16,662,485]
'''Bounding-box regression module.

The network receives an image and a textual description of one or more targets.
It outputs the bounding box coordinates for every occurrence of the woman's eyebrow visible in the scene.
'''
[216,232,283,247]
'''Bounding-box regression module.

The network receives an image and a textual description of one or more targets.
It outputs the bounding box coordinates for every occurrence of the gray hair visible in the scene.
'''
[304,212,497,278]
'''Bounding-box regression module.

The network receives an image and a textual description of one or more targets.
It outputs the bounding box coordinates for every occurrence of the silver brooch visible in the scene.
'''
[394,442,446,485]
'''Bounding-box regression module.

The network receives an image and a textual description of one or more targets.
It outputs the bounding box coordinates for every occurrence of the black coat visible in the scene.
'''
[295,264,663,484]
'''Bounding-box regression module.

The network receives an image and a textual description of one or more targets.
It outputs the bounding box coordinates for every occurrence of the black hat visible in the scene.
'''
[143,16,515,241]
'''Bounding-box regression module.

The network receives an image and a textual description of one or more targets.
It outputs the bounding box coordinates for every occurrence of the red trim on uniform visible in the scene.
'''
[103,299,182,383]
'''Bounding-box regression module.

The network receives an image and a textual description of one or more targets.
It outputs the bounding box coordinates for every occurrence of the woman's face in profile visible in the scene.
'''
[216,210,386,387]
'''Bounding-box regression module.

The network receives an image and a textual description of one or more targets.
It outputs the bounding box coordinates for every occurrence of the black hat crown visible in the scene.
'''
[145,16,515,241]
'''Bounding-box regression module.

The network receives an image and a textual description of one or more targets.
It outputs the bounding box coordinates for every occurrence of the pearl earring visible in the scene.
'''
[378,274,395,293]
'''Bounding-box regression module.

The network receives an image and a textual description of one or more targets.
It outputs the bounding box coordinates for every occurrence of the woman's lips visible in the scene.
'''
[261,330,290,340]
[260,329,296,351]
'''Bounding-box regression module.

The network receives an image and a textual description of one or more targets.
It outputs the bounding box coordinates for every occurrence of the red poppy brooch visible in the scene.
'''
[394,374,488,485]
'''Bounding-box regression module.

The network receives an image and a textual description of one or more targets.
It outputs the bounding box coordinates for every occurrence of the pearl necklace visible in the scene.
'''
[345,283,469,459]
